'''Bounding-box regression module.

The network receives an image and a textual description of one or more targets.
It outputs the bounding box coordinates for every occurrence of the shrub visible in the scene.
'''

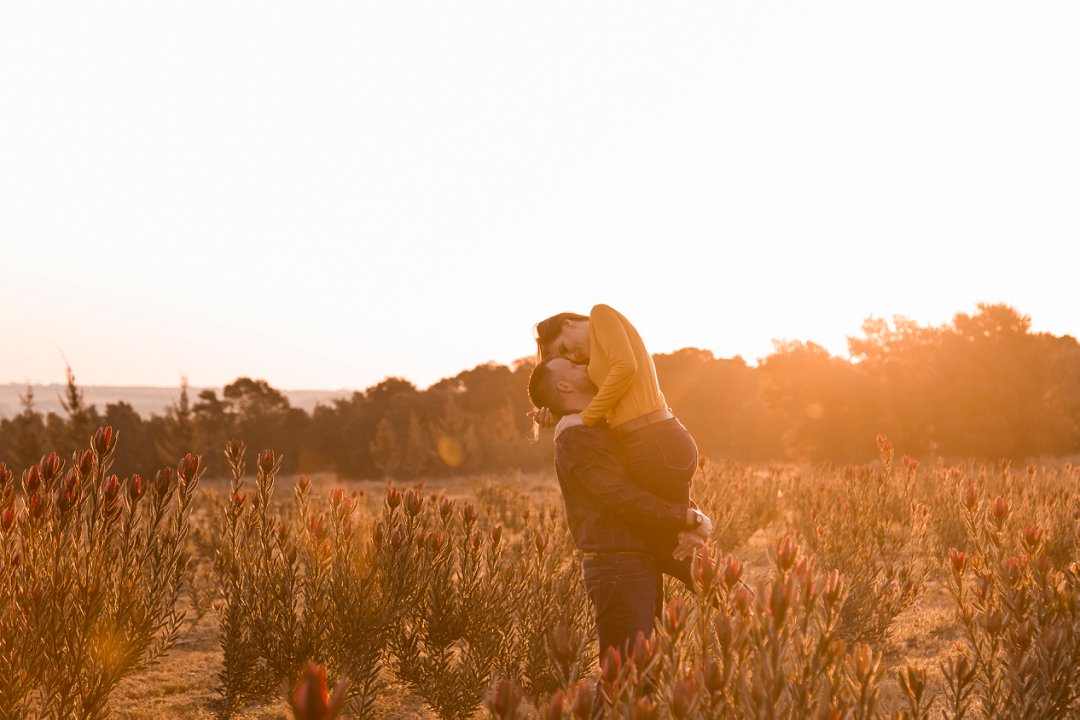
[0,427,201,719]
[788,436,931,645]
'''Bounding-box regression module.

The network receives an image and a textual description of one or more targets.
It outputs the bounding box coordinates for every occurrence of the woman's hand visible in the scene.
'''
[673,531,705,561]
[527,407,558,428]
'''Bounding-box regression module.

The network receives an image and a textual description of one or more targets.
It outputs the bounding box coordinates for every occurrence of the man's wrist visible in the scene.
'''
[686,507,703,529]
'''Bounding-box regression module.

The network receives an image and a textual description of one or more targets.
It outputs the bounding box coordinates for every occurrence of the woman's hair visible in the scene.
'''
[533,312,588,360]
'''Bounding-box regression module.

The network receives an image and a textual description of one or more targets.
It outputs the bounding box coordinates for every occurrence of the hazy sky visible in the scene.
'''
[2,2,1077,390]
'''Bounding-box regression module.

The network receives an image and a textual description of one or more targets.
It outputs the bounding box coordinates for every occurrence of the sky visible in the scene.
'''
[2,2,1078,391]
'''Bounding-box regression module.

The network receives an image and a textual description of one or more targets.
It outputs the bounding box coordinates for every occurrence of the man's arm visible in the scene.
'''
[558,426,689,531]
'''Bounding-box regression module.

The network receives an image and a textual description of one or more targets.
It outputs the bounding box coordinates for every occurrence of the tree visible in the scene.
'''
[193,389,231,475]
[400,410,433,478]
[370,417,401,478]
[57,364,99,455]
[759,341,878,461]
[934,304,1043,457]
[158,376,195,465]
[215,378,292,469]
[104,401,152,477]
[0,385,47,471]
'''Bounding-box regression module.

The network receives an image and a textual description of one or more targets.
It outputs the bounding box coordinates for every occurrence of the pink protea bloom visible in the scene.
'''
[733,585,753,614]
[664,598,690,635]
[257,449,276,477]
[29,492,48,522]
[178,453,202,484]
[774,535,798,573]
[600,646,623,688]
[438,496,455,522]
[154,467,175,497]
[39,452,63,485]
[539,691,564,720]
[1,506,15,533]
[948,548,966,576]
[570,680,595,719]
[963,481,979,511]
[1023,526,1043,552]
[224,439,245,464]
[461,502,478,528]
[629,630,653,673]
[23,465,42,495]
[92,426,117,457]
[486,678,522,720]
[768,577,793,628]
[631,697,659,720]
[670,675,699,719]
[824,569,844,609]
[703,656,724,695]
[692,547,719,592]
[721,554,744,590]
[990,496,1010,527]
[715,614,735,652]
[290,663,348,720]
[403,489,423,517]
[127,474,145,503]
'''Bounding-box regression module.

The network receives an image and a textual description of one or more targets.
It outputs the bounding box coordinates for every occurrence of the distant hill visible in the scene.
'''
[0,384,355,419]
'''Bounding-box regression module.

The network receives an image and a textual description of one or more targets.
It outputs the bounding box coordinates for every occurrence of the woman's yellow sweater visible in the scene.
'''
[579,304,668,428]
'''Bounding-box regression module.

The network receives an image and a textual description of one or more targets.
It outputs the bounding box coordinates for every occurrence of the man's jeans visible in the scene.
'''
[582,552,663,661]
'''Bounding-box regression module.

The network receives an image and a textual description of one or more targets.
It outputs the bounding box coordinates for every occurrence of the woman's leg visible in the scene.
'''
[617,419,699,589]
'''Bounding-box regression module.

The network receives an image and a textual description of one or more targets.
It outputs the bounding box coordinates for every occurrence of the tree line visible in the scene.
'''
[2,303,1077,479]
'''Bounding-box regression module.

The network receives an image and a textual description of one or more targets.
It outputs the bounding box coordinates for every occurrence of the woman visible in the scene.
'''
[533,304,702,587]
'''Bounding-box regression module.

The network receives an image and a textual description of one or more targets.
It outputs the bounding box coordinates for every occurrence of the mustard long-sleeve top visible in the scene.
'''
[579,304,668,428]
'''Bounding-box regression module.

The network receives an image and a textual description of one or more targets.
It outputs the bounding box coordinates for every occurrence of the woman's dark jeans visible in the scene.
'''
[582,552,663,660]
[616,417,699,589]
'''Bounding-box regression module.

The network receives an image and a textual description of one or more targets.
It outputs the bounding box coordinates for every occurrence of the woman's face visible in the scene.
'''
[547,319,590,363]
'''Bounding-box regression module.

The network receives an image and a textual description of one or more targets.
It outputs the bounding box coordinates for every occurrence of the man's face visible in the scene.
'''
[547,357,594,397]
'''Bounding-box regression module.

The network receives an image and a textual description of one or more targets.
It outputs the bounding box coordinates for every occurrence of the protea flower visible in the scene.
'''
[290,664,348,720]
[178,453,202,484]
[774,535,798,572]
[538,691,564,720]
[948,548,966,577]
[670,675,700,719]
[569,680,594,719]
[92,426,118,458]
[485,677,522,720]
[403,489,423,517]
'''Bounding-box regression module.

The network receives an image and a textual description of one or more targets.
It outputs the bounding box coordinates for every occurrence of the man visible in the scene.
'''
[528,356,712,663]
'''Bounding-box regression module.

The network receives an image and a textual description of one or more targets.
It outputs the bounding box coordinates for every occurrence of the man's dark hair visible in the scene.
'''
[528,357,569,417]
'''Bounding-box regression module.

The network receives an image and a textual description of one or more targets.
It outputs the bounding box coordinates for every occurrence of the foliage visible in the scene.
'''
[0,427,201,720]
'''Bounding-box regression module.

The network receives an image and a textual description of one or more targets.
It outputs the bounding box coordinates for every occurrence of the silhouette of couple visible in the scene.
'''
[527,305,712,672]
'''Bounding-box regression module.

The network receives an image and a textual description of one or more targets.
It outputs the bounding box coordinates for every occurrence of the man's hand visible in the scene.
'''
[673,531,705,562]
[527,407,557,428]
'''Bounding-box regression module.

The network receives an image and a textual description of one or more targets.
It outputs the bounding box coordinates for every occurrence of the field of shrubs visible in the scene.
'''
[1,428,1078,719]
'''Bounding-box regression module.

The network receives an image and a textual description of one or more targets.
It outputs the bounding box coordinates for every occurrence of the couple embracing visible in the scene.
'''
[527,305,713,673]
